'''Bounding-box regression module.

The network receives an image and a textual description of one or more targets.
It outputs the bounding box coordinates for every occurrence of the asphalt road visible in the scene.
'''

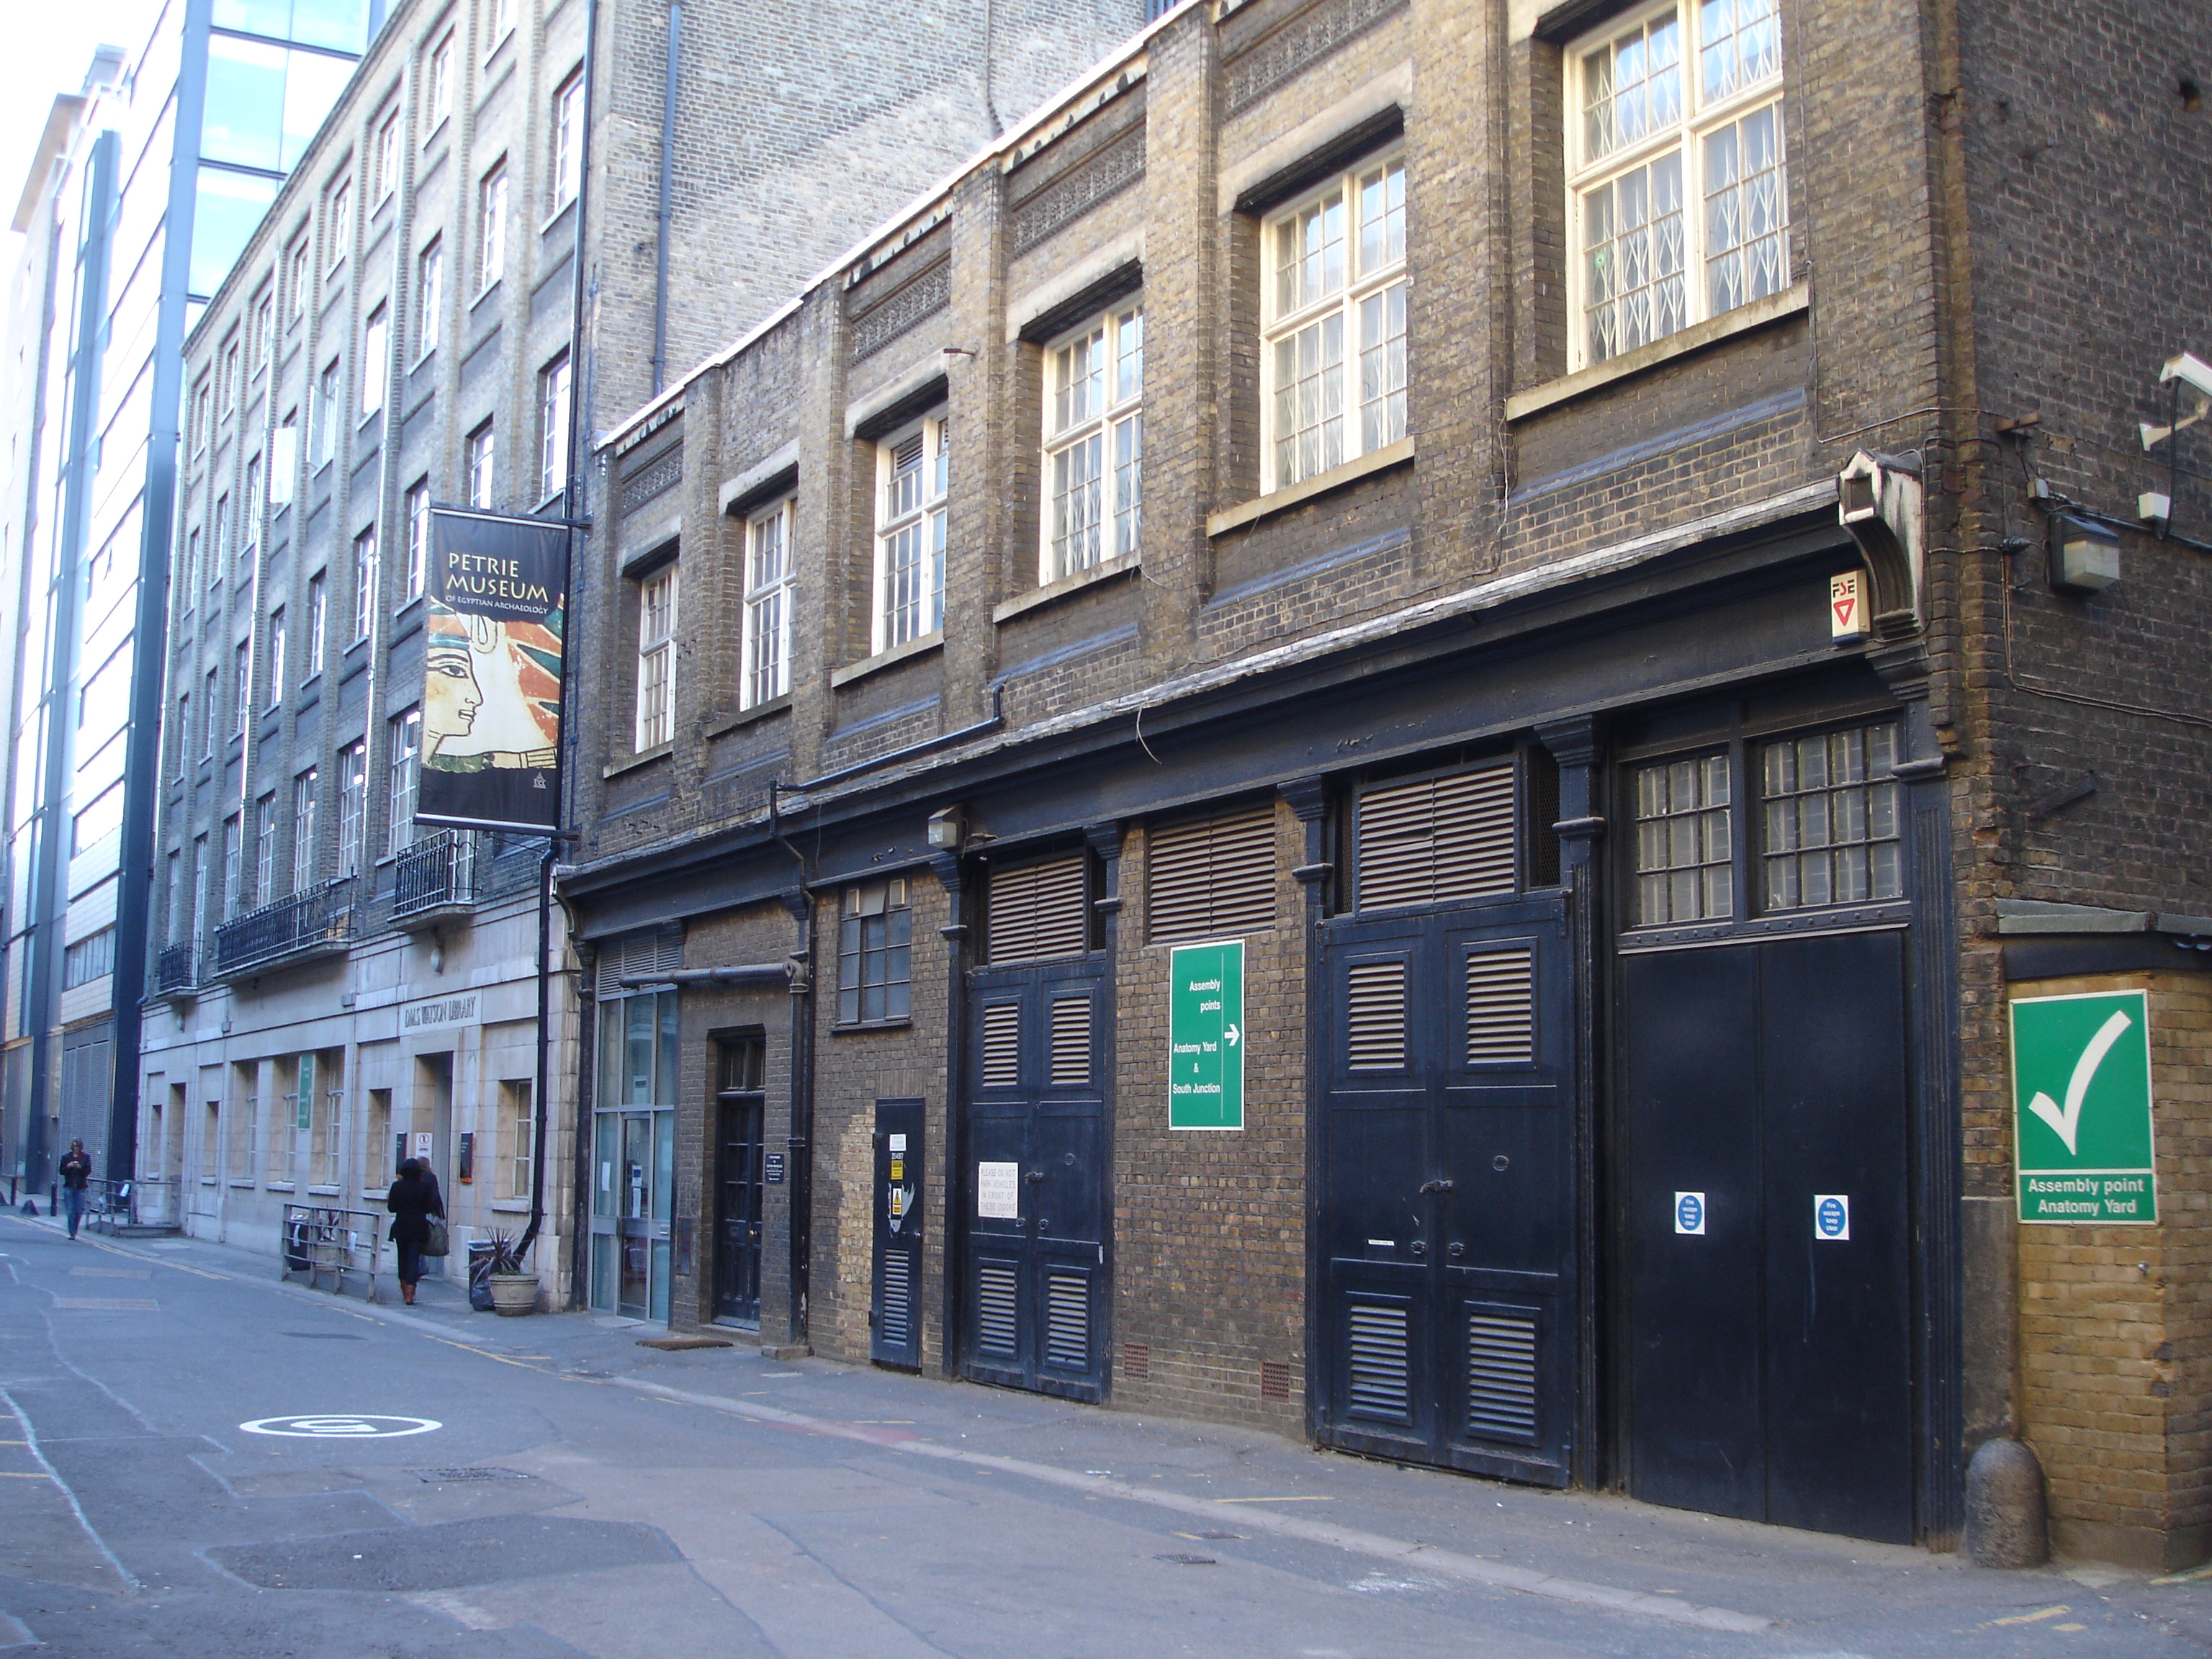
[1,1213,2208,1659]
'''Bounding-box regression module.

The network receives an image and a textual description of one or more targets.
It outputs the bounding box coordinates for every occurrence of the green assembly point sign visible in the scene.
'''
[2011,989,2156,1225]
[1169,940,1245,1130]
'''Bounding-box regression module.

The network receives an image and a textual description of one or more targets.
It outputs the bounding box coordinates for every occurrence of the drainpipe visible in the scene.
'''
[650,1,678,396]
[769,781,814,1350]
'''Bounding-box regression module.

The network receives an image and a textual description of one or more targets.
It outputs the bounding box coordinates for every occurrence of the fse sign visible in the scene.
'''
[2011,989,2157,1224]
[1169,940,1244,1130]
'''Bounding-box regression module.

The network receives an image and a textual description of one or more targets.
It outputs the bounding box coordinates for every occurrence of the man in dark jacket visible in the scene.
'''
[58,1141,91,1240]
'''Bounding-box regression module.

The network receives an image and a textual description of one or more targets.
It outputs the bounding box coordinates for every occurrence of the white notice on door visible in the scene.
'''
[976,1161,1021,1219]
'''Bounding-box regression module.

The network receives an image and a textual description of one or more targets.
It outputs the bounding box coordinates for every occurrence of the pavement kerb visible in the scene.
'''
[608,1373,1774,1635]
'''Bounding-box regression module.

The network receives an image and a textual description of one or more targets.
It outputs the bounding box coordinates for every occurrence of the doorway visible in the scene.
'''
[590,989,677,1321]
[712,1035,765,1326]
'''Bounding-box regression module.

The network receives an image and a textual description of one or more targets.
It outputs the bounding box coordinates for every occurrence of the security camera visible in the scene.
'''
[2159,351,2212,401]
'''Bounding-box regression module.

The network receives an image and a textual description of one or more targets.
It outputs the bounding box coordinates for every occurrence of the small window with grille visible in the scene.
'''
[838,877,912,1025]
[1630,752,1732,925]
[1759,722,1901,910]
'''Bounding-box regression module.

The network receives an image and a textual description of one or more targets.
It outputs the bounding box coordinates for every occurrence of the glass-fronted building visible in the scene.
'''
[0,0,379,1208]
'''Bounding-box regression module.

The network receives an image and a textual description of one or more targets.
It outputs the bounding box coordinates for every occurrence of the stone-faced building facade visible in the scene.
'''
[562,0,2212,1568]
[145,0,1144,1300]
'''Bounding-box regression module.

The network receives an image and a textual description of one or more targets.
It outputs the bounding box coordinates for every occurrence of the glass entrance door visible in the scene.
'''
[590,989,678,1321]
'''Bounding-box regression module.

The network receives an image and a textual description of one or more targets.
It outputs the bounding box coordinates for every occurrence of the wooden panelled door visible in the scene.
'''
[713,1036,765,1326]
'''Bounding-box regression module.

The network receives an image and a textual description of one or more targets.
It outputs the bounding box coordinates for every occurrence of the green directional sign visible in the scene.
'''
[2011,989,2156,1225]
[1169,940,1245,1131]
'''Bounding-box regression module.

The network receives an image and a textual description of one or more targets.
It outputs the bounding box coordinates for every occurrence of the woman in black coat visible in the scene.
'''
[386,1159,444,1305]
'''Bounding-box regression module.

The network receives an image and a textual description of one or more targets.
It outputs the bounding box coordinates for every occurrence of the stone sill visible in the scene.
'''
[994,552,1140,624]
[704,693,791,739]
[490,1197,531,1213]
[1504,284,1809,421]
[1207,438,1416,537]
[307,1184,341,1197]
[832,1018,913,1036]
[229,1180,256,1189]
[831,631,943,689]
[603,741,673,780]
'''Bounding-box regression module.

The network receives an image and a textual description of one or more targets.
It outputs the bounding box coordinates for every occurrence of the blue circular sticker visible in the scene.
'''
[1676,1192,1704,1233]
[1817,1197,1848,1238]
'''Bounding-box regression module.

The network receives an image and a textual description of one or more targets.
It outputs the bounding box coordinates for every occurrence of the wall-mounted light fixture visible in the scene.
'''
[2049,513,2121,593]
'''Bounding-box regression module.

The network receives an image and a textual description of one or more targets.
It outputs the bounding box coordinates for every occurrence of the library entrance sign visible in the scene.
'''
[2011,989,2156,1224]
[1169,940,1244,1130]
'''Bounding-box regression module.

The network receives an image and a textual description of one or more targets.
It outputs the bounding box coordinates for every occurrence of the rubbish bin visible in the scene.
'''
[284,1216,311,1273]
[467,1240,496,1311]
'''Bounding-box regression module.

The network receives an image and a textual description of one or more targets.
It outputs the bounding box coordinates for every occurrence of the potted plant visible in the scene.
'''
[483,1231,539,1316]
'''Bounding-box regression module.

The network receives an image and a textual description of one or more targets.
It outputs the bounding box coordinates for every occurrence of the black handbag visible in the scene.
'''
[423,1215,451,1257]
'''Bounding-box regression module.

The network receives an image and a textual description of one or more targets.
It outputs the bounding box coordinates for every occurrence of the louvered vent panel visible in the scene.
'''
[1358,763,1516,911]
[595,925,685,997]
[879,1252,913,1350]
[1465,1311,1539,1442]
[1346,1302,1412,1424]
[988,854,1089,963]
[1146,803,1277,944]
[1465,948,1535,1066]
[976,1264,1019,1357]
[1045,1272,1089,1370]
[1048,997,1092,1087]
[980,1002,1021,1090]
[1344,961,1408,1071]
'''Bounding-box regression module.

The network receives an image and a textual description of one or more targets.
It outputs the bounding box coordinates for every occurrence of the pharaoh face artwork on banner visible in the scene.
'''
[417,507,568,833]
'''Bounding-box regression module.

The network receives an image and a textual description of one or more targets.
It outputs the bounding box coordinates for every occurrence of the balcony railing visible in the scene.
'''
[393,829,477,921]
[214,878,358,979]
[156,943,196,997]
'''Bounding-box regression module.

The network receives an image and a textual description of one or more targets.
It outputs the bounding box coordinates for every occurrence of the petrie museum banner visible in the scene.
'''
[415,506,569,835]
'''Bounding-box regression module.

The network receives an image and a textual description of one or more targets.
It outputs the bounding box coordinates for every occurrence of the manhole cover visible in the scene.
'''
[415,1467,534,1483]
[637,1335,734,1352]
[1155,1553,1218,1566]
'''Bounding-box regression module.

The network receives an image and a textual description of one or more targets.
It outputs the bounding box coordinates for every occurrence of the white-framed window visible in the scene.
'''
[387,707,421,854]
[233,639,251,734]
[251,290,274,375]
[305,572,326,675]
[266,607,286,709]
[215,492,231,580]
[404,480,430,600]
[427,33,454,130]
[184,526,200,600]
[253,791,276,908]
[351,526,377,642]
[312,359,338,465]
[221,814,242,917]
[202,668,217,755]
[189,379,210,454]
[634,564,678,749]
[241,454,262,555]
[219,337,239,418]
[539,353,570,500]
[477,163,508,290]
[500,1079,534,1199]
[1262,150,1407,492]
[1042,305,1143,582]
[415,239,442,359]
[551,72,583,210]
[1566,0,1786,369]
[271,411,297,505]
[487,0,516,57]
[286,239,309,323]
[872,414,947,653]
[359,305,387,417]
[291,768,318,892]
[337,740,367,876]
[325,178,351,282]
[374,113,398,202]
[467,421,494,508]
[742,498,795,709]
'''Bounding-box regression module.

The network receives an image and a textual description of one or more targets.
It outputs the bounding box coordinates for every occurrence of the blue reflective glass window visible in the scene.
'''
[192,168,279,296]
[281,50,355,168]
[289,0,371,51]
[212,0,296,37]
[202,36,287,170]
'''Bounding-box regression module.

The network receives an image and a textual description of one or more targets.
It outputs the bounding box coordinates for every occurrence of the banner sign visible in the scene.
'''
[2012,989,2157,1224]
[415,507,568,834]
[1169,939,1246,1130]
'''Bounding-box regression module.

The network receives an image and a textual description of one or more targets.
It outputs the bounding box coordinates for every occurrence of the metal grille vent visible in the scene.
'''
[1346,1301,1412,1424]
[980,1002,1021,1090]
[987,854,1089,963]
[1344,960,1408,1071]
[879,1252,913,1350]
[1259,1359,1291,1401]
[1045,1272,1089,1370]
[1465,1311,1539,1443]
[1122,1341,1151,1380]
[1357,763,1516,911]
[1465,948,1535,1066]
[1048,996,1092,1087]
[976,1264,1019,1357]
[595,922,684,999]
[1146,802,1277,945]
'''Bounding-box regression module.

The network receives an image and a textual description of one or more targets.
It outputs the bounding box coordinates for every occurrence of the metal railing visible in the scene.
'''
[281,1204,387,1301]
[214,877,357,977]
[392,829,477,919]
[156,943,195,995]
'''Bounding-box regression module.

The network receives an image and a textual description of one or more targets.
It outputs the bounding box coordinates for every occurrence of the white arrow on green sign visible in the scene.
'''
[2011,989,2157,1224]
[1169,940,1245,1131]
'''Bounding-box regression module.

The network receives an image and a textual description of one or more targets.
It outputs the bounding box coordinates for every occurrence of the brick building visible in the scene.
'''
[144,0,1143,1297]
[561,0,2212,1565]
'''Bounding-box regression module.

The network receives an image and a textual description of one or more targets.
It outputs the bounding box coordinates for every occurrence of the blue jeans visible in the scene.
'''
[62,1187,84,1238]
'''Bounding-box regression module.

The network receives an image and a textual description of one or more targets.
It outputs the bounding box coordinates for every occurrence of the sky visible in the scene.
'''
[2,2,162,245]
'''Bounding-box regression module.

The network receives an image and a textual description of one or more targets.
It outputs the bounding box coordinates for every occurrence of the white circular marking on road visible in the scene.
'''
[239,1414,441,1439]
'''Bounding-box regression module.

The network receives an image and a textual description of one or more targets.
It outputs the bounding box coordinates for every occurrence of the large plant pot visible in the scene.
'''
[488,1272,540,1316]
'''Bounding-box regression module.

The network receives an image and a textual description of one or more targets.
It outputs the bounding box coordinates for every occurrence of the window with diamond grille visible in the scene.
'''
[1760,723,1901,910]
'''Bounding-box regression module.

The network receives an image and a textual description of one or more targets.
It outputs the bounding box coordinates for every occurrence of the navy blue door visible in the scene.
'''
[962,956,1108,1400]
[871,1099,925,1367]
[1622,930,1913,1543]
[1317,894,1576,1484]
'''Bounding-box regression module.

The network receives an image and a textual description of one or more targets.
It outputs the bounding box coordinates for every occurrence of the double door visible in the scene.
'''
[1316,894,1576,1484]
[1619,930,1913,1543]
[961,956,1108,1401]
